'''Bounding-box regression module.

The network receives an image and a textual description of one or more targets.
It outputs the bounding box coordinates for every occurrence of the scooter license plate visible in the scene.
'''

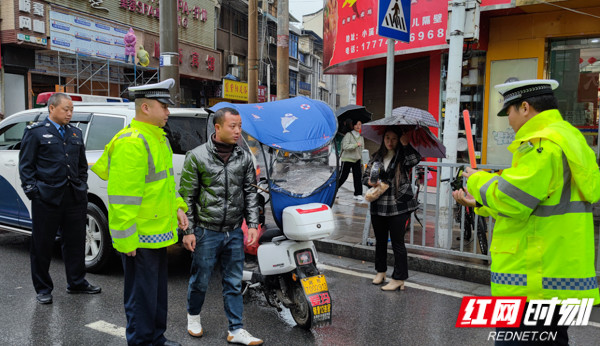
[301,275,328,295]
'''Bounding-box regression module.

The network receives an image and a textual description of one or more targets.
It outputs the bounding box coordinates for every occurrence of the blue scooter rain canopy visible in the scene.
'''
[209,96,337,152]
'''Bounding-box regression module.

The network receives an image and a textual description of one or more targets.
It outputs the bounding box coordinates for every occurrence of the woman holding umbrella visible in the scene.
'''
[339,119,365,200]
[363,127,422,291]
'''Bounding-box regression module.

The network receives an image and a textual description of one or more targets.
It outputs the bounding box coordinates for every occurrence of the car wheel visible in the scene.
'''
[85,202,111,273]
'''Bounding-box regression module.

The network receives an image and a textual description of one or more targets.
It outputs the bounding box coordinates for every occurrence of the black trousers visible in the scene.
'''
[339,160,363,196]
[371,213,409,280]
[122,248,168,346]
[30,186,88,294]
[495,303,569,346]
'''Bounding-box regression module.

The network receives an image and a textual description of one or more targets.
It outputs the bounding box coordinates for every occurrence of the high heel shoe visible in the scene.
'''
[381,279,405,291]
[372,272,386,285]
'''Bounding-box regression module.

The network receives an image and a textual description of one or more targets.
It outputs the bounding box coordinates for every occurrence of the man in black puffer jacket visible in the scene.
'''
[179,107,263,345]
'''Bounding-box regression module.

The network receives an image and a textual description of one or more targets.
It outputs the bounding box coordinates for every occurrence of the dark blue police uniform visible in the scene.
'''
[19,118,90,295]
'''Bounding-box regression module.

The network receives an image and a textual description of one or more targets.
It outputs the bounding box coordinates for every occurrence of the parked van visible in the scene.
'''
[0,102,209,272]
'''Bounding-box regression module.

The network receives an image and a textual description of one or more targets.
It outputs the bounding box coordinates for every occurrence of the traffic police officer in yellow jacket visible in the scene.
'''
[92,79,188,346]
[453,79,600,344]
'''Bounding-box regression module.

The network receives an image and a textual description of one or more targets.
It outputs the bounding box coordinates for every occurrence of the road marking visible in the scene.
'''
[319,264,600,328]
[86,320,126,339]
[319,264,464,298]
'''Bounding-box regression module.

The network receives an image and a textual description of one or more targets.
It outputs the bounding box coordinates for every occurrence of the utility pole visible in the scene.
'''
[384,38,395,118]
[248,0,258,103]
[438,0,468,249]
[160,0,180,106]
[277,0,289,100]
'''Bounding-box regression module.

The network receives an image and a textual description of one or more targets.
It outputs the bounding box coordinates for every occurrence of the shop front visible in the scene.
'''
[1,0,49,115]
[323,0,510,158]
[209,80,273,106]
[4,0,219,110]
[484,2,600,164]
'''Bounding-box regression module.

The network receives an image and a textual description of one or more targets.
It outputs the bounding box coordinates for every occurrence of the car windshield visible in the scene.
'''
[164,116,208,154]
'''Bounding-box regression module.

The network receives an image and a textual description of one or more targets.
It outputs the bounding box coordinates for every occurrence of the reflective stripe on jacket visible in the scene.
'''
[467,109,600,302]
[91,119,187,253]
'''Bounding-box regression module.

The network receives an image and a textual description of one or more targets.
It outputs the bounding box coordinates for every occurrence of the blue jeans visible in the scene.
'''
[187,227,244,331]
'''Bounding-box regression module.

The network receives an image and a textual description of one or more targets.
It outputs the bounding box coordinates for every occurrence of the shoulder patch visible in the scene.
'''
[26,122,43,130]
[517,141,534,154]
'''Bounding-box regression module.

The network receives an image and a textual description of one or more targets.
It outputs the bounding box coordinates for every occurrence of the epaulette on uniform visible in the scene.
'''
[26,122,44,130]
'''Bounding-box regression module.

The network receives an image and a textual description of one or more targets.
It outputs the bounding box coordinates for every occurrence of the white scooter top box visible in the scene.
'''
[282,203,335,241]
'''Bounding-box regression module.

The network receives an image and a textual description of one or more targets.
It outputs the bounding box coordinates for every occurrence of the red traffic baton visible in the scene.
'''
[462,109,477,169]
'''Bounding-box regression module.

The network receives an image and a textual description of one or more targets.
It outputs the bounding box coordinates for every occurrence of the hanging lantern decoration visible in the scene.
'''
[588,57,597,65]
[579,58,584,64]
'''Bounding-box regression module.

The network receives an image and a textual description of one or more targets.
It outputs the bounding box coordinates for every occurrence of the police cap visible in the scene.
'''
[494,78,559,116]
[128,78,175,105]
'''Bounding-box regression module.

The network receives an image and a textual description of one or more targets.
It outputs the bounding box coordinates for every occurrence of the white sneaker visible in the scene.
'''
[187,313,203,337]
[227,328,263,345]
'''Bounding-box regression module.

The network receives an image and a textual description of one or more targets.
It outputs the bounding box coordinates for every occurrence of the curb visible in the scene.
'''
[315,238,491,285]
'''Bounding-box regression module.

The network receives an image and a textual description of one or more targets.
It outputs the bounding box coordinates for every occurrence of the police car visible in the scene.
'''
[0,99,209,272]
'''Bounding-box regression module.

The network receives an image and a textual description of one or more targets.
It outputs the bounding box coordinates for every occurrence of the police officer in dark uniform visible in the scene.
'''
[19,92,101,304]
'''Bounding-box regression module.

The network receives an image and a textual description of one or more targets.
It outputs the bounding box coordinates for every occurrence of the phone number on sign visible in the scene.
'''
[353,29,446,55]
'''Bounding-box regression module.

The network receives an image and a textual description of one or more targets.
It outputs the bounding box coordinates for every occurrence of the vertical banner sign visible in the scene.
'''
[377,0,411,42]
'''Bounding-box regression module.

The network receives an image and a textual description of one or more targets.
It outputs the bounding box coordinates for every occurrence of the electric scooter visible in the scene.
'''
[210,96,338,329]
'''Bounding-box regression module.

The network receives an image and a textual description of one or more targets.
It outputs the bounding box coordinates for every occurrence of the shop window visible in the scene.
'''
[550,37,600,154]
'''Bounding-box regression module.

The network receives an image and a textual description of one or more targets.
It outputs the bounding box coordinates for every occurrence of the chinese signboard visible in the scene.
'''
[49,9,129,62]
[45,0,214,48]
[9,0,48,47]
[223,79,249,101]
[324,0,514,72]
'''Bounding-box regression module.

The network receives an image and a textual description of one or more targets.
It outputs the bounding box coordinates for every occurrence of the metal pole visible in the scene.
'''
[277,0,289,100]
[160,0,180,106]
[385,38,395,118]
[248,0,258,103]
[0,64,4,116]
[267,63,271,102]
[438,0,467,249]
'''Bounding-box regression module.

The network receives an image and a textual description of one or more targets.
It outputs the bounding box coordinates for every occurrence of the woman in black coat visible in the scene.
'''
[363,127,421,291]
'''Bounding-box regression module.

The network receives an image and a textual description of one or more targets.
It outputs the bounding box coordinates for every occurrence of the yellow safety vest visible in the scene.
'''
[468,109,600,302]
[91,119,187,253]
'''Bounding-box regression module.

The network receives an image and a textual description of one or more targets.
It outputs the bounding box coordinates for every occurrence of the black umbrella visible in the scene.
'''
[335,105,372,133]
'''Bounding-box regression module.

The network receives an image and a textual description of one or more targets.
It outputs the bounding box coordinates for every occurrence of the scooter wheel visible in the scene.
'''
[290,284,312,329]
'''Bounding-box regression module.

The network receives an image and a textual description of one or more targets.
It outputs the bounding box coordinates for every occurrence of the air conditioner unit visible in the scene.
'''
[268,36,276,45]
[227,55,239,66]
[229,66,240,78]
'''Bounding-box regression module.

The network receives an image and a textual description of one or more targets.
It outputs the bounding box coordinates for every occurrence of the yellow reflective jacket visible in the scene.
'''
[91,119,187,253]
[468,109,600,302]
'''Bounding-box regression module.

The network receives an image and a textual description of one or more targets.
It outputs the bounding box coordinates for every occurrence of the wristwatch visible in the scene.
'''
[182,227,194,236]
